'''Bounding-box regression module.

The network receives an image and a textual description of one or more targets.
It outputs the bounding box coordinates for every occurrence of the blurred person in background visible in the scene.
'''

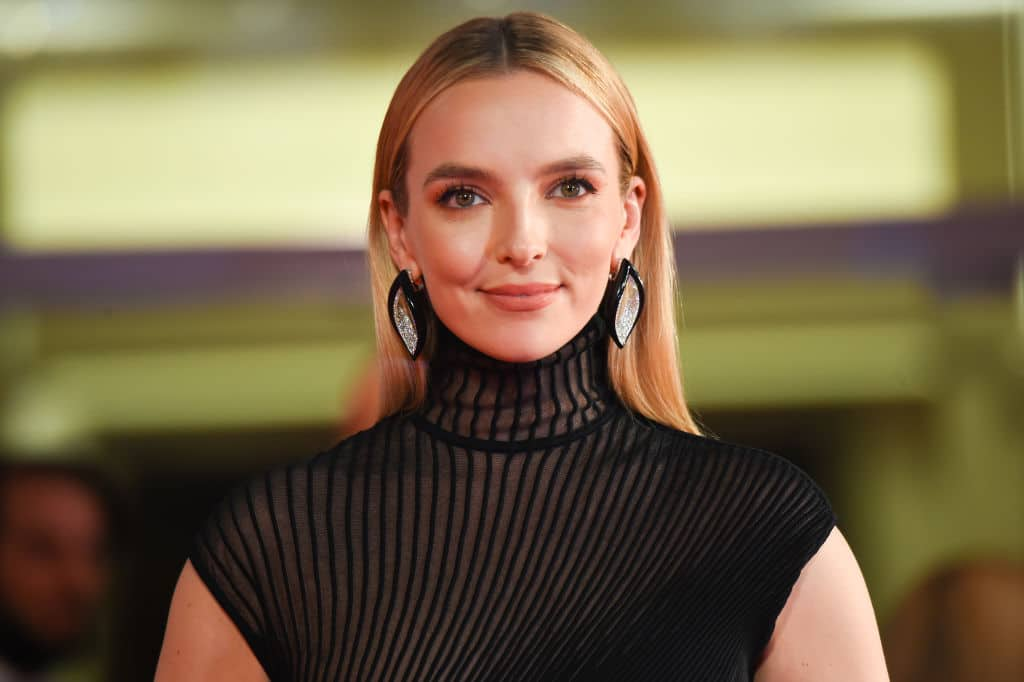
[883,557,1024,682]
[0,461,115,682]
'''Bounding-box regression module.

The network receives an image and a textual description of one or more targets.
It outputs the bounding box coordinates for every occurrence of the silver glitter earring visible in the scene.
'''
[388,269,427,359]
[601,258,645,348]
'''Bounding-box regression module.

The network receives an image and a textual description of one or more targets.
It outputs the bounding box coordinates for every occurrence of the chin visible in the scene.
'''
[469,317,579,363]
[487,344,550,363]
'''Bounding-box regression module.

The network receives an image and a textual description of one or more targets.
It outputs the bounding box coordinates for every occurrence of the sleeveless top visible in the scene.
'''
[189,312,837,681]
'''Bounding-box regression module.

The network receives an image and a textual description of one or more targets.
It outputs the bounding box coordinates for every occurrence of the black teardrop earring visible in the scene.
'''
[601,258,645,348]
[388,269,428,359]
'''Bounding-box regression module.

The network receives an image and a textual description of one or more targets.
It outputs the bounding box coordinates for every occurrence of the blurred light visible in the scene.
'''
[3,38,953,250]
[612,38,954,229]
[0,311,38,376]
[1,375,97,457]
[27,342,372,431]
[788,0,1023,22]
[0,0,53,59]
[0,1,1016,58]
[461,0,509,13]
[3,52,409,250]
[232,0,295,37]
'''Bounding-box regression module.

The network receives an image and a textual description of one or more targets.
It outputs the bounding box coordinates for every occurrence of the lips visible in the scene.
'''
[482,283,561,296]
[480,283,562,311]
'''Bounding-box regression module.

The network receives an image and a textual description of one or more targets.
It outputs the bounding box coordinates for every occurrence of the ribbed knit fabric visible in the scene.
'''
[189,312,837,681]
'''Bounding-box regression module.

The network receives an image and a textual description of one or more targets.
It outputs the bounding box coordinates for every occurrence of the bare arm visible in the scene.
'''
[755,526,889,681]
[154,559,270,682]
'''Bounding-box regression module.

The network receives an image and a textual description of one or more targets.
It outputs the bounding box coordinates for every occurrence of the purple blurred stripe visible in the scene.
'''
[1,205,1020,309]
[673,204,1022,295]
[0,248,372,309]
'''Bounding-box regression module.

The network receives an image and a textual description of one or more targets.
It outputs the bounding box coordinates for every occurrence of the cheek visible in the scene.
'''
[551,208,619,280]
[410,218,489,286]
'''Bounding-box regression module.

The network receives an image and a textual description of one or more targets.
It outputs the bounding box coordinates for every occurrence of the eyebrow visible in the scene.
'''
[421,154,607,188]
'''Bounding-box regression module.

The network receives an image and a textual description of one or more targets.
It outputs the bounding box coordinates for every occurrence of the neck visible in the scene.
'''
[415,313,617,446]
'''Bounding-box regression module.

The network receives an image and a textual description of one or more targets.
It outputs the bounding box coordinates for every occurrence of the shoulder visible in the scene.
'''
[755,526,890,680]
[636,423,886,679]
[637,420,841,612]
[174,418,406,681]
[188,421,377,571]
[196,411,413,543]
[638,416,836,524]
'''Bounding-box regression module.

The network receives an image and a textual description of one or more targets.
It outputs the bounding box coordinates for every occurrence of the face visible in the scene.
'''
[0,475,110,649]
[379,69,645,362]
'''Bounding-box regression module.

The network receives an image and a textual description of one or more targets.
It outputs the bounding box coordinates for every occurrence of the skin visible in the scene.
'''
[756,527,890,681]
[0,474,110,660]
[155,70,889,680]
[379,70,644,362]
[155,560,269,681]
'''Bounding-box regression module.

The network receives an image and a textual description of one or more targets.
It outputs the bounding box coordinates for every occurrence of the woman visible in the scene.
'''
[155,12,889,681]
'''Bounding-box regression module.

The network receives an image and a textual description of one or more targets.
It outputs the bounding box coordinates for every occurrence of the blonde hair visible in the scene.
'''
[367,11,704,435]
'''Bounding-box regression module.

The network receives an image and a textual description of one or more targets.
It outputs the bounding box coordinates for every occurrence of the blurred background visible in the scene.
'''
[0,0,1021,680]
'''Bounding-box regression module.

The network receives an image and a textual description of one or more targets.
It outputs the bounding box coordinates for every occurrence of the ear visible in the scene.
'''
[378,188,420,278]
[612,175,645,267]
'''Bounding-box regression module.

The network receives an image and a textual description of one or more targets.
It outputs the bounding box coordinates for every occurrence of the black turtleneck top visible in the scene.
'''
[189,313,837,681]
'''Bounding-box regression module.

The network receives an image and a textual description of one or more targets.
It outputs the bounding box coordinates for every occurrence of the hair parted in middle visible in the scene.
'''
[367,11,704,436]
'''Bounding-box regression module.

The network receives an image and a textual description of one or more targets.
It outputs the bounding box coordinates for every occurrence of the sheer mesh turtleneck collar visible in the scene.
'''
[413,313,618,447]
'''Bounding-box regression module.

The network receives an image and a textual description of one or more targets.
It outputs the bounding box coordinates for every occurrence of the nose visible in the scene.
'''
[492,199,547,267]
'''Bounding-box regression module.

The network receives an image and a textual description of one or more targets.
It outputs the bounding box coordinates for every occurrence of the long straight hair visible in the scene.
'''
[367,11,704,435]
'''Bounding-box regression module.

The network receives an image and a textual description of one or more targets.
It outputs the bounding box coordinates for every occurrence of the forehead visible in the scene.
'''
[406,70,618,177]
[1,474,107,535]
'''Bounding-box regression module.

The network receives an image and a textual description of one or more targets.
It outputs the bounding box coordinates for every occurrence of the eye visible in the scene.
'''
[437,185,486,209]
[550,176,597,199]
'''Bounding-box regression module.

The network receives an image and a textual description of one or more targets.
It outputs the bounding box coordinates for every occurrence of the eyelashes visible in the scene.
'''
[435,175,598,209]
[436,183,483,209]
[550,175,598,199]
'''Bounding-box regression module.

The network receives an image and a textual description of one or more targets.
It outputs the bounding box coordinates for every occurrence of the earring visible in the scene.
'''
[388,269,427,359]
[601,258,645,348]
